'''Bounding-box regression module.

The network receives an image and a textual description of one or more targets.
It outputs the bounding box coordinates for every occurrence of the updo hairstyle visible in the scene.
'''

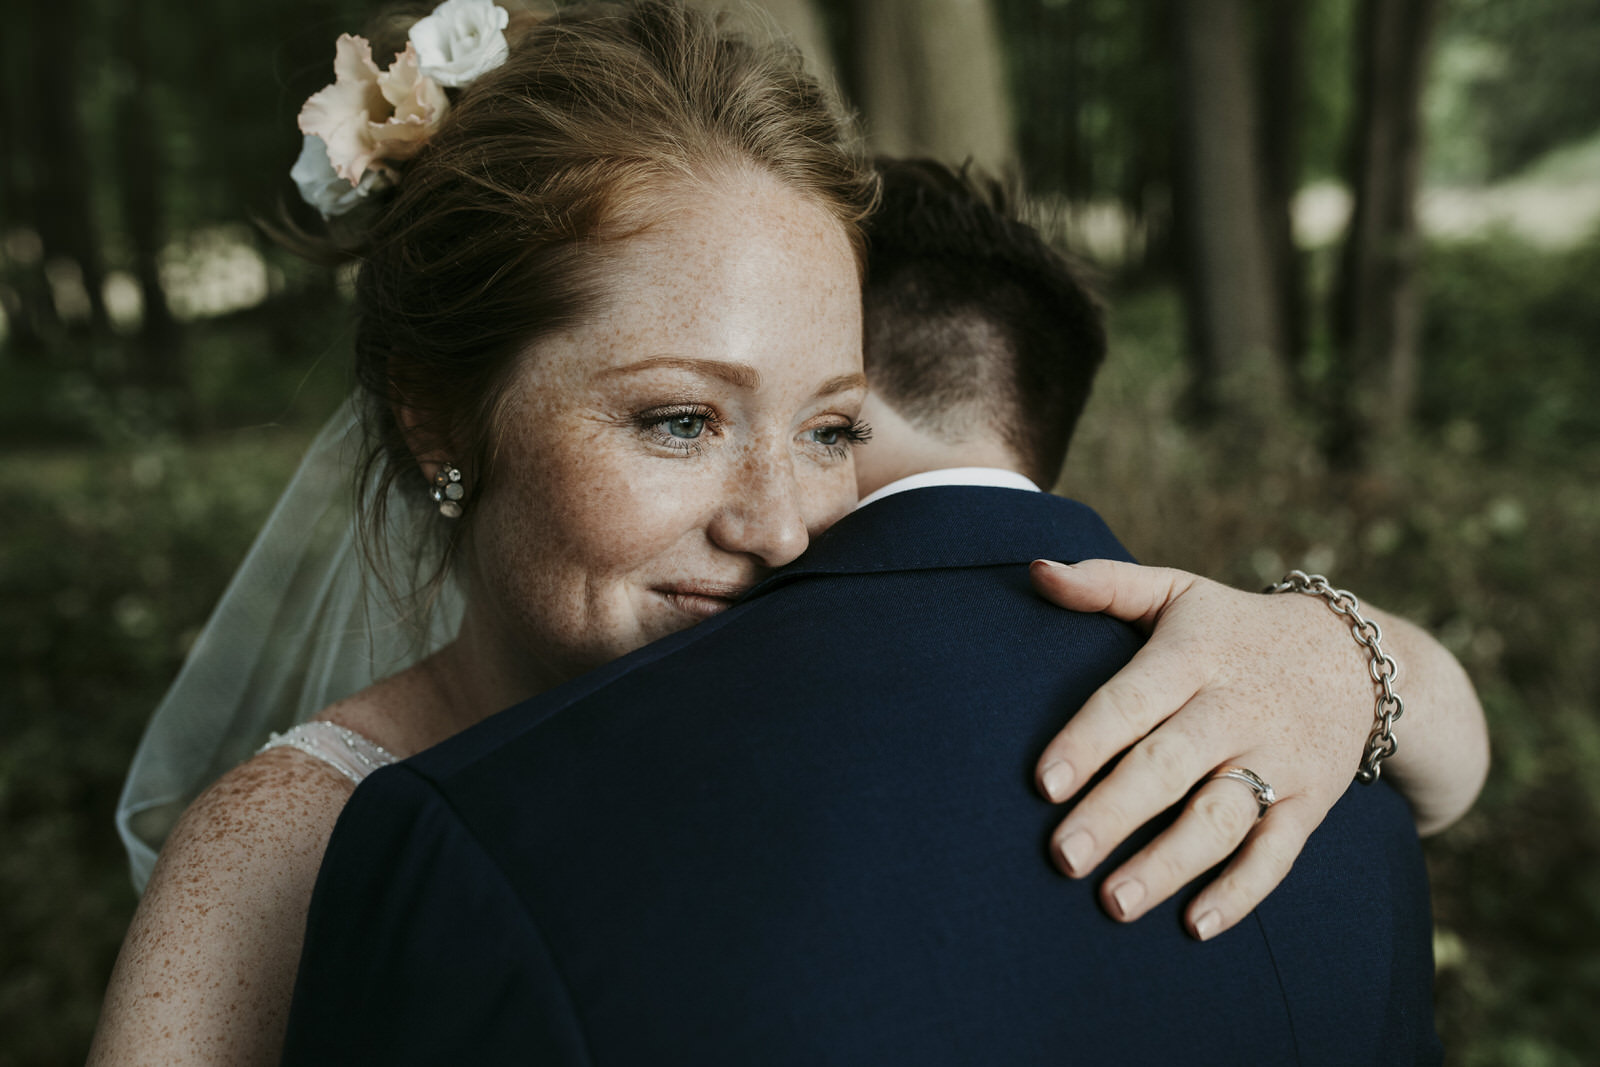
[307,0,875,608]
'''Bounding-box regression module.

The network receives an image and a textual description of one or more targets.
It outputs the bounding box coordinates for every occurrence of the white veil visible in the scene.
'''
[115,396,465,892]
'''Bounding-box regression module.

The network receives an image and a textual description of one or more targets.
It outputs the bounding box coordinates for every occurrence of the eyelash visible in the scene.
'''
[634,406,873,461]
[812,419,873,461]
[636,404,722,455]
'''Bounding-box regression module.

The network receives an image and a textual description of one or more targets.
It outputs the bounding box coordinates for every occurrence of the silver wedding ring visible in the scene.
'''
[1209,766,1278,818]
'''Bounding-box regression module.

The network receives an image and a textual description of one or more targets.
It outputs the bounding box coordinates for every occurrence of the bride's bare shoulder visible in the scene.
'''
[165,743,360,872]
[87,748,356,1065]
[89,665,448,1064]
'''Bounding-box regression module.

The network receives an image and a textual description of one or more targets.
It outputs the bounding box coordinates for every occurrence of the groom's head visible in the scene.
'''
[856,158,1106,496]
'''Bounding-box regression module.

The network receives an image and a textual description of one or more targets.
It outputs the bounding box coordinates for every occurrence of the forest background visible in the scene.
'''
[2,0,1598,1062]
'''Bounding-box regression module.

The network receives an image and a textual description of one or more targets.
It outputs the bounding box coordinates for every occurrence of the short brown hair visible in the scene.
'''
[294,1,875,607]
[863,159,1105,487]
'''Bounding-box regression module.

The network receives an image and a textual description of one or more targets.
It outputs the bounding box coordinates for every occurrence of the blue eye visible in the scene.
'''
[810,426,842,446]
[635,405,720,454]
[806,420,872,459]
[667,414,706,439]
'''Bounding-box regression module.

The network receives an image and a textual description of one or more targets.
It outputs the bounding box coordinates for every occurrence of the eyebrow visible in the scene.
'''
[813,372,869,398]
[601,357,762,389]
[600,360,868,400]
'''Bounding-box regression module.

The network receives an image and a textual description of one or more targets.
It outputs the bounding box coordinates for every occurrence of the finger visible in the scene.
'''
[1049,717,1223,878]
[1036,641,1209,802]
[1185,798,1316,941]
[1098,775,1266,923]
[1029,559,1199,632]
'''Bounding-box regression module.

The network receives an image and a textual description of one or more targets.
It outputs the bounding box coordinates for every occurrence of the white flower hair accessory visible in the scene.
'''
[291,0,510,219]
[410,0,512,88]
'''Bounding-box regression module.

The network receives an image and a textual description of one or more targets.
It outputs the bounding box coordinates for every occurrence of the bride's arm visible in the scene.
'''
[1029,559,1488,939]
[87,751,353,1066]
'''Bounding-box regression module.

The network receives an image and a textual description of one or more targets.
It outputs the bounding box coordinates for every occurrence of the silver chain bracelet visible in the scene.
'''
[1265,570,1404,784]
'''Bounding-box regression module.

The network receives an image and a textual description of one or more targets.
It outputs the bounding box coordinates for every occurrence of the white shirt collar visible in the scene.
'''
[856,467,1041,510]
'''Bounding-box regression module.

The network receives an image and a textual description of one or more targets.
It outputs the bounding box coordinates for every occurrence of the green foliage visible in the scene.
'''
[1293,0,1356,183]
[1417,227,1600,456]
[993,0,1354,203]
[91,0,379,235]
[0,288,352,447]
[0,427,316,1065]
[996,0,1172,203]
[1436,0,1600,180]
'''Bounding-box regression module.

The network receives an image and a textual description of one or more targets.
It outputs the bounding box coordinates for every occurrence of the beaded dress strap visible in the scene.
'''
[257,721,398,786]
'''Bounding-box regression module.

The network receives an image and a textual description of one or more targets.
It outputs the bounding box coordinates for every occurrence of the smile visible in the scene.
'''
[655,583,751,620]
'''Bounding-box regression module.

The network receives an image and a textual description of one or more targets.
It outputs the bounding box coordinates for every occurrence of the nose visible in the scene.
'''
[705,447,812,569]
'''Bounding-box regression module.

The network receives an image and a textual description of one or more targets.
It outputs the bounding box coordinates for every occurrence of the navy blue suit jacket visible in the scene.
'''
[283,488,1440,1065]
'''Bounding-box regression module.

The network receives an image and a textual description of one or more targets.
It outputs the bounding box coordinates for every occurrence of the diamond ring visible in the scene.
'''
[1208,766,1278,818]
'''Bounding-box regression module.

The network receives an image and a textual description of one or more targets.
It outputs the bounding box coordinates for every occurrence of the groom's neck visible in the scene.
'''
[852,392,1029,499]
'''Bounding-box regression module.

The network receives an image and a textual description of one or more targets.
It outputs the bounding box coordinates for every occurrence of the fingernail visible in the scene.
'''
[1110,880,1145,919]
[1058,829,1094,876]
[1031,559,1070,572]
[1193,910,1221,941]
[1040,760,1075,802]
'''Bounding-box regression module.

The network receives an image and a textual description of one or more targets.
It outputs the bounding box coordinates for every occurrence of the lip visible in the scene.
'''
[655,581,754,621]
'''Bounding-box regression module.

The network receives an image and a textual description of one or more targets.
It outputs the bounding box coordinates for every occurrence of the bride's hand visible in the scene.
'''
[1028,558,1486,941]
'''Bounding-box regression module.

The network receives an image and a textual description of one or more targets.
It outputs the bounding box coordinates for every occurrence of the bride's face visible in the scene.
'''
[463,168,865,688]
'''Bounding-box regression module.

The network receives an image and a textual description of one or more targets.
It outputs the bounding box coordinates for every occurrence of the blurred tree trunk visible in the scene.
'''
[1329,0,1439,463]
[1170,0,1287,422]
[853,0,1016,175]
[0,8,62,361]
[1056,0,1087,200]
[1256,0,1309,386]
[113,0,182,388]
[31,0,112,341]
[1126,0,1178,276]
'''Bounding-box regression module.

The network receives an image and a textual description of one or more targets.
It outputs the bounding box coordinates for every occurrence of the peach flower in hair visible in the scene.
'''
[298,35,448,188]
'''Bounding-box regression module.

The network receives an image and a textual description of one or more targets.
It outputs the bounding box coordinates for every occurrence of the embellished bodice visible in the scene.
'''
[257,721,398,785]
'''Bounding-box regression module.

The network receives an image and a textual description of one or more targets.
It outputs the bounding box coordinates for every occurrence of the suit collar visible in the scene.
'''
[747,486,1132,600]
[856,467,1040,509]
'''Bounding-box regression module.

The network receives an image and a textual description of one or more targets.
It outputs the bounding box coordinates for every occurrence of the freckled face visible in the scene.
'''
[462,169,865,690]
